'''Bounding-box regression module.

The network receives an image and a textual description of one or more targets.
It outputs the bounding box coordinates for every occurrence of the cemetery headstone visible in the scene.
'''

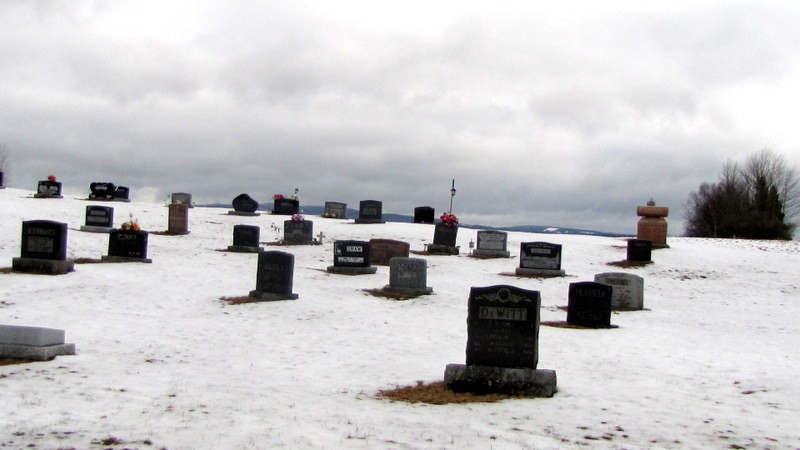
[472,230,511,258]
[354,200,385,224]
[80,205,114,233]
[636,201,669,248]
[228,225,263,253]
[0,171,5,189]
[249,251,298,301]
[171,192,193,207]
[273,198,300,215]
[327,240,377,275]
[383,257,432,295]
[443,285,557,397]
[369,238,410,265]
[567,282,613,328]
[167,203,190,235]
[515,242,565,277]
[0,325,76,361]
[103,229,152,263]
[323,201,347,219]
[594,272,645,310]
[283,220,314,245]
[34,180,63,198]
[414,206,435,224]
[113,186,131,201]
[627,239,652,262]
[12,220,74,274]
[229,193,260,216]
[88,182,116,200]
[427,223,459,255]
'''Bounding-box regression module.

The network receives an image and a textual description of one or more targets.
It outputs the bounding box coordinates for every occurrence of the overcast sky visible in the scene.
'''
[2,1,799,234]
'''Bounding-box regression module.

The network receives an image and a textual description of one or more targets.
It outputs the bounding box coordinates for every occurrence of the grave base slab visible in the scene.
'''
[472,249,511,258]
[101,255,153,264]
[353,219,385,224]
[227,211,261,216]
[33,194,63,199]
[248,290,299,301]
[326,266,378,275]
[426,244,459,255]
[227,245,264,253]
[0,325,65,346]
[0,343,76,361]
[382,285,433,296]
[444,363,557,397]
[514,267,565,277]
[12,257,75,275]
[79,225,112,233]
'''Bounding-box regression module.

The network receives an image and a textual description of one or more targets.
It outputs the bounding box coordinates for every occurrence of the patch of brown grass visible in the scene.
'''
[220,296,260,305]
[0,267,13,274]
[467,254,510,260]
[377,381,526,404]
[607,260,652,268]
[74,257,103,264]
[362,288,419,301]
[0,358,36,366]
[541,321,619,329]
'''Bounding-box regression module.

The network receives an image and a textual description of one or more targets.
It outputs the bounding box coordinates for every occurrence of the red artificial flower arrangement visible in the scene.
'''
[440,212,459,227]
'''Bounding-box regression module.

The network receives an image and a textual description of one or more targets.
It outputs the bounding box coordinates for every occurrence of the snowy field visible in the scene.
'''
[1,188,799,449]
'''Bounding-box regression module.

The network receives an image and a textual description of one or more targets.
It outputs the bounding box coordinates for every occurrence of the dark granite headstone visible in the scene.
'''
[369,238,410,265]
[106,229,150,261]
[232,194,259,213]
[0,171,4,188]
[333,240,371,267]
[355,200,384,224]
[567,282,613,328]
[414,206,435,224]
[384,257,432,294]
[84,206,114,228]
[323,201,347,219]
[233,225,260,248]
[249,251,298,300]
[89,182,116,199]
[520,242,562,270]
[466,285,541,369]
[167,203,189,235]
[113,186,130,201]
[20,220,68,260]
[273,198,300,215]
[433,223,458,247]
[35,180,62,198]
[627,239,652,262]
[283,220,313,244]
[472,230,510,258]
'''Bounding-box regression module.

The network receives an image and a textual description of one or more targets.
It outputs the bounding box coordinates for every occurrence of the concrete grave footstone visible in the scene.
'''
[249,251,298,301]
[472,230,511,258]
[80,205,114,233]
[414,206,435,224]
[167,203,190,235]
[171,192,193,207]
[323,201,347,219]
[228,225,263,253]
[594,273,644,310]
[327,240,377,275]
[354,200,385,224]
[0,325,76,361]
[627,239,652,262]
[567,282,613,328]
[12,220,74,274]
[273,198,300,215]
[636,201,669,248]
[383,257,432,295]
[427,224,459,255]
[283,220,314,245]
[34,180,62,198]
[102,229,152,263]
[229,194,260,216]
[515,242,565,277]
[369,239,410,265]
[444,285,556,397]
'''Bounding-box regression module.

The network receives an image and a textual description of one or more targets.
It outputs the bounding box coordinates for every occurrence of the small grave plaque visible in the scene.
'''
[283,220,313,244]
[167,203,190,235]
[515,242,565,276]
[384,257,432,294]
[323,201,347,219]
[13,220,74,274]
[230,194,260,216]
[81,205,114,231]
[594,272,644,310]
[414,206,435,224]
[249,251,298,301]
[567,282,613,328]
[472,230,510,258]
[627,239,652,262]
[35,180,62,198]
[369,238,410,265]
[228,225,262,252]
[273,198,300,215]
[327,240,377,274]
[171,192,193,207]
[355,200,384,224]
[104,229,151,263]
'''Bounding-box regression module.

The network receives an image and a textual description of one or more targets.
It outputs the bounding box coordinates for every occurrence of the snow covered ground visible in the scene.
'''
[1,188,798,449]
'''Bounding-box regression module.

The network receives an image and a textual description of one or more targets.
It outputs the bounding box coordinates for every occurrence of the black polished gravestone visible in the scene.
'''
[102,229,152,263]
[227,225,263,253]
[80,205,114,233]
[567,282,614,328]
[626,239,652,262]
[0,171,4,189]
[327,240,377,275]
[113,186,130,201]
[472,230,511,258]
[229,193,260,216]
[515,242,565,277]
[354,200,385,224]
[323,201,347,219]
[427,224,459,255]
[414,206,435,224]
[249,251,298,301]
[12,220,75,274]
[273,198,300,215]
[444,285,557,397]
[88,182,116,200]
[34,180,63,198]
[283,220,314,245]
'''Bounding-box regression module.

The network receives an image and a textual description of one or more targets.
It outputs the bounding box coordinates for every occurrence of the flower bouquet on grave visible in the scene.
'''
[322,211,337,218]
[47,174,57,182]
[440,212,459,228]
[120,214,141,231]
[291,213,304,222]
[273,193,284,200]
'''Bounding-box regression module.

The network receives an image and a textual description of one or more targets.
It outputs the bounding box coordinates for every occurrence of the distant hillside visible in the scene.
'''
[197,203,627,237]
